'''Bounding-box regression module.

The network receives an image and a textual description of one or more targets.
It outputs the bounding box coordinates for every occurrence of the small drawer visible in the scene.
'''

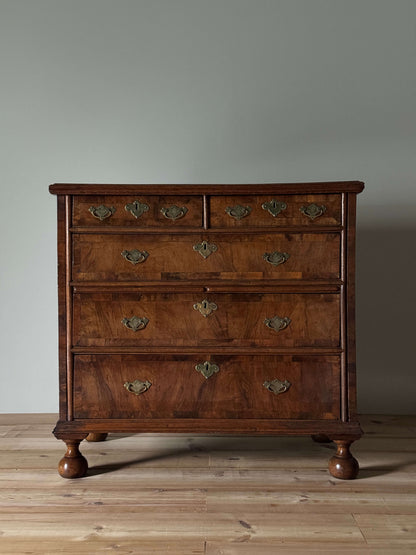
[73,292,340,348]
[72,195,203,227]
[73,354,341,420]
[210,195,341,227]
[72,232,340,282]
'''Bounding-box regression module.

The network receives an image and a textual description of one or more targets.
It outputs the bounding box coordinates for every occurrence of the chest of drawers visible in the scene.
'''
[50,182,364,479]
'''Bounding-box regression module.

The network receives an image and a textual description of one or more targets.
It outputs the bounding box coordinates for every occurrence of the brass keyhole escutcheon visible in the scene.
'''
[262,199,287,217]
[125,200,149,219]
[193,299,218,317]
[195,361,220,379]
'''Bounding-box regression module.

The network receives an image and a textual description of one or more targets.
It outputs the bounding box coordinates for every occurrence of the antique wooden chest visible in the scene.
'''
[50,182,364,479]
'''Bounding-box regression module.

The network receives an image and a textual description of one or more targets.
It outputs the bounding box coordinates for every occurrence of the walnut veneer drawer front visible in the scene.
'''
[73,355,340,420]
[73,292,340,348]
[73,195,203,227]
[72,232,340,282]
[210,194,341,227]
[50,181,364,481]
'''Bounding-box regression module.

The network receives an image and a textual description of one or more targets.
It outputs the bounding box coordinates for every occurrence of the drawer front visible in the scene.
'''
[73,354,340,420]
[210,195,341,227]
[73,292,340,348]
[72,232,340,282]
[73,195,203,227]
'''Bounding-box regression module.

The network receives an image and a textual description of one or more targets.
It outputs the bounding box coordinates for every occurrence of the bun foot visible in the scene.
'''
[328,439,359,480]
[58,440,88,479]
[86,433,108,442]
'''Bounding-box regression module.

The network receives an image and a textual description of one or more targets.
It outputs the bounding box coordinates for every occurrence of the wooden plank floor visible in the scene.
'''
[0,415,415,554]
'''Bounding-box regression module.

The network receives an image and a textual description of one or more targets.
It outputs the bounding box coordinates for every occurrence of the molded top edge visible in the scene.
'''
[49,181,364,195]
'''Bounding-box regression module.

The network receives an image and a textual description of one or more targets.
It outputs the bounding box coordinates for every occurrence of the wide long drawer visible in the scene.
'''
[73,292,340,348]
[72,232,340,282]
[73,354,341,420]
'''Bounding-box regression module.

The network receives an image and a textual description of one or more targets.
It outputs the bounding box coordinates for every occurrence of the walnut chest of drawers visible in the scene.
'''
[50,182,364,479]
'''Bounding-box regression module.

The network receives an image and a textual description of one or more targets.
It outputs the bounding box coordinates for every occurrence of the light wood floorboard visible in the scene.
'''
[0,414,415,554]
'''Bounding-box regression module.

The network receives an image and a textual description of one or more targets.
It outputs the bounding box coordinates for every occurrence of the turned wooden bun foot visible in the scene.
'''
[58,440,88,479]
[86,433,108,442]
[328,440,359,480]
[311,434,332,443]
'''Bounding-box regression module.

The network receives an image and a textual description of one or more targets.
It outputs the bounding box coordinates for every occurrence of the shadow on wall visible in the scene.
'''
[356,226,416,414]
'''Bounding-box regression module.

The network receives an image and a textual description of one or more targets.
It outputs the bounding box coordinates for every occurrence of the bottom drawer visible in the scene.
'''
[73,355,340,420]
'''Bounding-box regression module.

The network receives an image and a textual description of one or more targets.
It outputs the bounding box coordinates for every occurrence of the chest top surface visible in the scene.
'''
[50,181,364,196]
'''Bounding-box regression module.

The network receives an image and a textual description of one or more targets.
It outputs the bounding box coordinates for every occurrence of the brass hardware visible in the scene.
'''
[121,316,149,331]
[195,361,220,379]
[124,379,152,395]
[193,299,218,317]
[264,315,291,332]
[121,249,149,265]
[88,205,116,220]
[263,251,290,266]
[300,203,326,220]
[125,200,149,219]
[262,199,287,217]
[225,204,252,220]
[193,240,217,259]
[263,378,291,395]
[160,205,188,220]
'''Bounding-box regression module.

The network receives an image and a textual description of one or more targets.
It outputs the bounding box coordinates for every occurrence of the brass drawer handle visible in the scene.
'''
[195,361,220,379]
[160,205,188,220]
[263,251,290,266]
[88,205,116,220]
[193,299,218,317]
[225,204,252,220]
[262,199,287,217]
[193,240,217,259]
[125,200,149,219]
[264,315,291,332]
[122,316,149,331]
[121,249,149,265]
[124,379,152,395]
[263,378,291,395]
[300,203,326,220]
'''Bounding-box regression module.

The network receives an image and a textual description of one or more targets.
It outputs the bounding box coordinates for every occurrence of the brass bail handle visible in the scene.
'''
[225,204,252,220]
[124,380,152,395]
[89,205,116,220]
[121,249,149,265]
[121,316,149,331]
[300,203,326,220]
[264,315,291,332]
[160,205,188,220]
[263,251,289,266]
[263,378,291,395]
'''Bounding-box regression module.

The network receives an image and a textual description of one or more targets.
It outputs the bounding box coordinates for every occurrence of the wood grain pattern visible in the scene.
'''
[72,232,341,282]
[72,292,340,348]
[0,414,414,554]
[72,354,341,420]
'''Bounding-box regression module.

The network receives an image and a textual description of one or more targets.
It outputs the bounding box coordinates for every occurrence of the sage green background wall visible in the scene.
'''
[1,0,415,413]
